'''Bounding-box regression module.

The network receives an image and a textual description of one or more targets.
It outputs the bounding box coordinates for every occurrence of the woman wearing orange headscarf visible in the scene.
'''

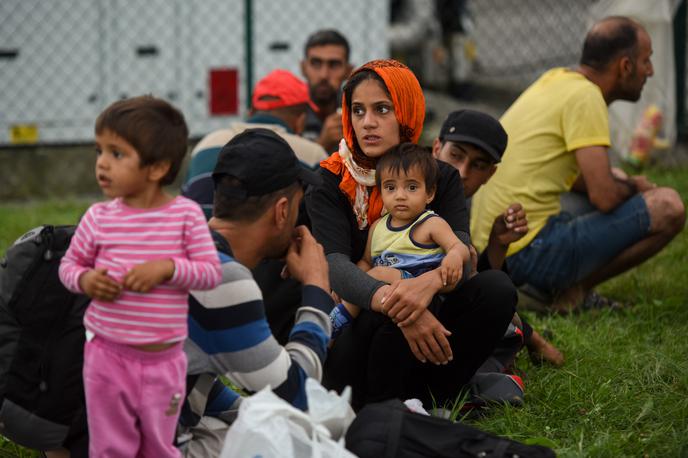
[306,59,516,408]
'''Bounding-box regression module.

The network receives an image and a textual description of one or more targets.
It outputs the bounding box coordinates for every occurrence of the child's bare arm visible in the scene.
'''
[384,217,466,326]
[426,217,469,289]
[356,258,373,272]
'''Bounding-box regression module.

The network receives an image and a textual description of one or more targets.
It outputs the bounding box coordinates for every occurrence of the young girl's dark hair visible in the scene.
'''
[375,142,439,192]
[95,95,188,186]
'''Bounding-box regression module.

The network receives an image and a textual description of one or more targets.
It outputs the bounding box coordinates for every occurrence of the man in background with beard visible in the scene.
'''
[300,29,353,153]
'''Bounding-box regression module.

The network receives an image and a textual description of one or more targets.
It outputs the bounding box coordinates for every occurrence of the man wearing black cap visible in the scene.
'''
[433,109,564,367]
[178,128,334,457]
[183,69,329,347]
[433,109,526,271]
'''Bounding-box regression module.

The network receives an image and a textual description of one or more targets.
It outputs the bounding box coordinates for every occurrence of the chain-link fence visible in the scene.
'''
[0,0,388,145]
[466,0,687,138]
[674,0,687,137]
[1,0,686,145]
[469,0,598,85]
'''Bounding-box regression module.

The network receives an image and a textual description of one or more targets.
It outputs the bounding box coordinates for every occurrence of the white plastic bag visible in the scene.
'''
[305,378,356,440]
[220,381,357,458]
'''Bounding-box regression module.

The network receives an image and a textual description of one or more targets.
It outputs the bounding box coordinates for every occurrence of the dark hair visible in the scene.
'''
[95,95,188,186]
[343,69,391,114]
[213,177,301,222]
[580,17,640,71]
[375,143,438,193]
[304,29,350,60]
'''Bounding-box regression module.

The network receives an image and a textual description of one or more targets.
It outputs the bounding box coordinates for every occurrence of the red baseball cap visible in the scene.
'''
[252,69,319,112]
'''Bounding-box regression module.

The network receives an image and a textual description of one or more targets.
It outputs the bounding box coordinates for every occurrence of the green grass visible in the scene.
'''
[466,166,688,457]
[1,167,686,456]
[0,199,91,251]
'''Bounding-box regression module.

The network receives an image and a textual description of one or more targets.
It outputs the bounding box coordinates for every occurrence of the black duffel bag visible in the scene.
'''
[346,399,556,458]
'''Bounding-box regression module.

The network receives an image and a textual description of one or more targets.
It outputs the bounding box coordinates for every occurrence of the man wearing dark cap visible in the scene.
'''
[178,128,333,457]
[433,109,564,367]
[183,69,328,348]
[433,109,525,270]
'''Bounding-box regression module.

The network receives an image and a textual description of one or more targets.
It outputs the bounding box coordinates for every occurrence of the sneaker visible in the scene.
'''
[552,290,628,315]
[468,372,525,408]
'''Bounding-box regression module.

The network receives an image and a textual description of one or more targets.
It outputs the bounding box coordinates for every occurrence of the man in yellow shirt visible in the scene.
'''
[471,16,685,312]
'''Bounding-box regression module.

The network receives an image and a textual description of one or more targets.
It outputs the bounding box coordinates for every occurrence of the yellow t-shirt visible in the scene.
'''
[470,68,611,255]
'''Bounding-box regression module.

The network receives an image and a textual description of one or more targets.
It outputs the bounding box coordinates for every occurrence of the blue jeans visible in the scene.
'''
[507,194,651,294]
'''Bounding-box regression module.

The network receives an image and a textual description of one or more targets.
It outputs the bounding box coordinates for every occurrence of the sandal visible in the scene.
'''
[579,291,627,312]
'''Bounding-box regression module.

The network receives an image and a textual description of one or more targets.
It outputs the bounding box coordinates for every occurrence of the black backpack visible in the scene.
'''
[346,399,556,458]
[0,225,89,451]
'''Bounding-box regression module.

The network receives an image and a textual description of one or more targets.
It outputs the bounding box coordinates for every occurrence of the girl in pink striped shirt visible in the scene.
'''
[59,96,222,457]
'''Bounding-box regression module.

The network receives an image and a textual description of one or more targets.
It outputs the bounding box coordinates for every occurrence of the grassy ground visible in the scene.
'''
[467,166,688,457]
[0,166,686,457]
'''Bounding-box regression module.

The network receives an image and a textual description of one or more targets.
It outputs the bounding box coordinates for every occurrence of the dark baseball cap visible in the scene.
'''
[438,109,508,163]
[212,128,322,199]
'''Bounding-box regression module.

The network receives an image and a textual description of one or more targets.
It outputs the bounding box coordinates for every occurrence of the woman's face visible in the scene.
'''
[350,79,400,159]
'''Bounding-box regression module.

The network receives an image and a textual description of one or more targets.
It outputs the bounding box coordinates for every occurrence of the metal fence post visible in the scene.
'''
[245,0,253,110]
[675,0,687,138]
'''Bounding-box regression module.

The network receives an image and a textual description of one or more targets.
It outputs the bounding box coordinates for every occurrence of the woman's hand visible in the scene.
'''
[381,270,444,327]
[399,309,452,364]
[371,284,392,313]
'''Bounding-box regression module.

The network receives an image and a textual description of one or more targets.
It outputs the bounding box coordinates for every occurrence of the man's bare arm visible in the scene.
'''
[575,146,637,213]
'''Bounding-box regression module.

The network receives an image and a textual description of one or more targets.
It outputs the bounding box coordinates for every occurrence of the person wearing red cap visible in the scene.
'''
[182,69,328,348]
[183,69,327,220]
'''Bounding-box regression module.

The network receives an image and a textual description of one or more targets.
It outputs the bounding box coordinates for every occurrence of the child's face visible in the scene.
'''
[432,141,496,198]
[379,165,435,224]
[95,129,152,204]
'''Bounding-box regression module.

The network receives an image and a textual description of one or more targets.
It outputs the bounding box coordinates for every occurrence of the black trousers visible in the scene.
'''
[323,269,516,410]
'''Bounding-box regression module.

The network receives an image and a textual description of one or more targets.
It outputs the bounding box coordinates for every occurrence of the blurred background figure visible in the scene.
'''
[300,29,353,153]
[389,0,476,98]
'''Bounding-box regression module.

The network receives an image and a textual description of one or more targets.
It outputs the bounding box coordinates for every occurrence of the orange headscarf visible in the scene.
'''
[321,59,425,230]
